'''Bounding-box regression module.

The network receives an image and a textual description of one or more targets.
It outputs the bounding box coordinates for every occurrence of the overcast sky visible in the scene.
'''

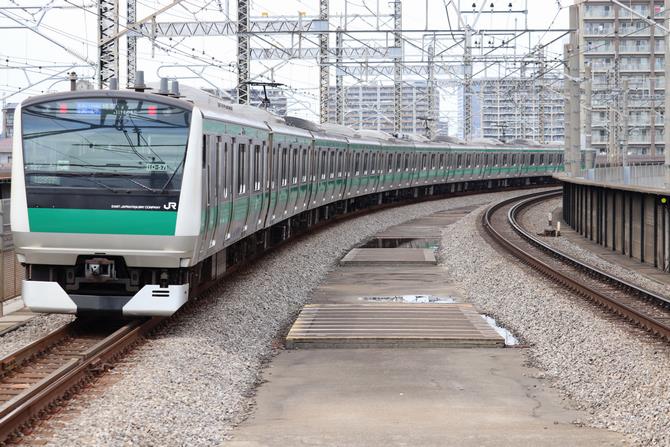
[0,0,569,131]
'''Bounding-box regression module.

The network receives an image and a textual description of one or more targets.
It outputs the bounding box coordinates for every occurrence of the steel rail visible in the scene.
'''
[0,182,560,443]
[483,189,670,340]
[0,317,162,443]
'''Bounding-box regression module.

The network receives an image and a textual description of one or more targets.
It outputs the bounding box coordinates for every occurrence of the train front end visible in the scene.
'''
[11,91,203,316]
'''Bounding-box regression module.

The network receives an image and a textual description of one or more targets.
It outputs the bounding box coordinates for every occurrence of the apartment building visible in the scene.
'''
[326,82,441,136]
[1,104,16,139]
[457,77,565,143]
[578,0,665,155]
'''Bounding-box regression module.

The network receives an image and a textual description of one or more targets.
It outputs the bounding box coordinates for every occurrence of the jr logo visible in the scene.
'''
[163,202,177,210]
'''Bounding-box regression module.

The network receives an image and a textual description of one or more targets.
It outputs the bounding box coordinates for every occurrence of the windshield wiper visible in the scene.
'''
[159,154,186,194]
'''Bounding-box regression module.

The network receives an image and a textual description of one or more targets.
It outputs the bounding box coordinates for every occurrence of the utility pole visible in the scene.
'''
[563,43,572,168]
[608,106,616,165]
[568,5,581,176]
[621,78,629,166]
[393,0,402,134]
[336,26,344,125]
[237,0,250,104]
[538,47,546,144]
[427,42,436,140]
[319,0,329,123]
[583,64,592,152]
[463,26,473,141]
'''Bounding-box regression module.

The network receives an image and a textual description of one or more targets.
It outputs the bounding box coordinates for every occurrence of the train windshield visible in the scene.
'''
[21,98,191,193]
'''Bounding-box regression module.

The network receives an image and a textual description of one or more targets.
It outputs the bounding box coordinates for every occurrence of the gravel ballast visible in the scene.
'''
[521,197,670,298]
[35,189,538,446]
[439,198,670,446]
[0,314,74,358]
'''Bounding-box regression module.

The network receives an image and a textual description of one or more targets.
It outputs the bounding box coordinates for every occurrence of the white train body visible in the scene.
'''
[11,88,567,316]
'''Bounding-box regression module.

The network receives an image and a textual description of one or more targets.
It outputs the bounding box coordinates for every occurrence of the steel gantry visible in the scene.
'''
[319,0,329,123]
[126,0,136,85]
[237,0,249,104]
[392,0,402,134]
[335,26,344,124]
[98,0,119,88]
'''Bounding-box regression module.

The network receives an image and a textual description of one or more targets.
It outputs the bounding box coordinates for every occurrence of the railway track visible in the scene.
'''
[483,189,670,341]
[0,317,161,444]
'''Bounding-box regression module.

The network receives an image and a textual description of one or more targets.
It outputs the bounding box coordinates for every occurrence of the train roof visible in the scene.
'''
[19,85,567,152]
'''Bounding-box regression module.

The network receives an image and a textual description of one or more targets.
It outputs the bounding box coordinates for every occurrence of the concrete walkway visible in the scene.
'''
[228,349,623,446]
[228,207,624,446]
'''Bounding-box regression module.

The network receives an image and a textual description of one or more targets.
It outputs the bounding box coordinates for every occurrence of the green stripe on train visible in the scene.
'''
[28,208,178,235]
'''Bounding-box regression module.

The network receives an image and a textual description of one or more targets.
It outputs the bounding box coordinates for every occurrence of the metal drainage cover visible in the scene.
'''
[286,303,504,349]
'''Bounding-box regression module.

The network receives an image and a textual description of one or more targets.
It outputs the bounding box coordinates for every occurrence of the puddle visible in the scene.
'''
[481,315,520,346]
[361,238,440,251]
[360,295,456,304]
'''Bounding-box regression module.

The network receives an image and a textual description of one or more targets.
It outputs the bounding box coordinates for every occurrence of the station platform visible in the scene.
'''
[0,297,34,336]
[229,204,623,446]
[557,168,670,274]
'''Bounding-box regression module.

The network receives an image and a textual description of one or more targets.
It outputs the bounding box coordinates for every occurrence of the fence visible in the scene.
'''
[581,165,666,189]
[0,199,23,316]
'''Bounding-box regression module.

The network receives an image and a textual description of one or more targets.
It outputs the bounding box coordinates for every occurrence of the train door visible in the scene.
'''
[244,141,264,231]
[200,135,216,258]
[280,144,290,218]
[208,135,221,253]
[370,151,380,192]
[267,141,280,224]
[330,148,337,199]
[229,138,250,241]
[322,147,330,201]
[301,145,312,209]
[335,149,344,199]
[219,136,234,244]
[257,140,271,230]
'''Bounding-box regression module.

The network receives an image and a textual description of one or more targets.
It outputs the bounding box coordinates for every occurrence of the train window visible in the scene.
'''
[539,154,544,164]
[302,148,308,182]
[388,153,394,172]
[253,144,262,191]
[222,142,229,198]
[421,154,427,170]
[238,143,247,195]
[363,152,369,175]
[530,154,535,165]
[371,153,377,174]
[430,153,436,169]
[396,153,402,172]
[330,150,337,178]
[354,152,361,175]
[320,150,327,180]
[511,153,516,166]
[292,147,299,184]
[281,147,288,186]
[310,148,317,181]
[337,151,344,177]
[457,154,462,168]
[439,153,444,169]
[404,154,410,171]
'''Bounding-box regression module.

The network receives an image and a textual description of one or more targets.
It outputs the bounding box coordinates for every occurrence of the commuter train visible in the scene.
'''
[11,84,569,317]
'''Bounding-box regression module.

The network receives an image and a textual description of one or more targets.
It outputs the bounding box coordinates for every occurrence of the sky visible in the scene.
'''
[0,0,569,133]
